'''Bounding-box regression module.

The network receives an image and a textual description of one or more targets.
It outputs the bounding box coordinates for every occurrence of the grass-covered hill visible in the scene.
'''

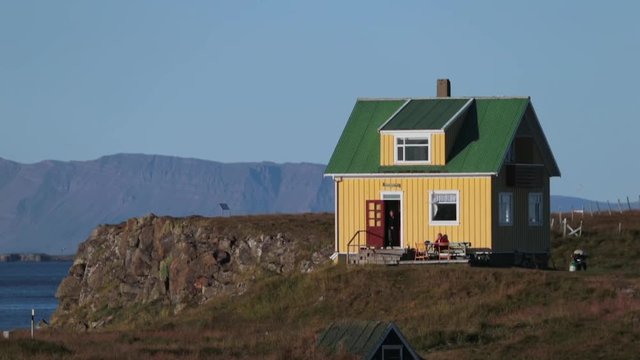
[2,212,640,359]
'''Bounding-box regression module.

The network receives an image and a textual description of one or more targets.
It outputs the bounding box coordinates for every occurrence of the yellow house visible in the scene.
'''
[325,80,560,266]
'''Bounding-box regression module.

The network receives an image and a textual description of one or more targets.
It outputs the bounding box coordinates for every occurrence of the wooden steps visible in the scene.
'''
[348,248,404,265]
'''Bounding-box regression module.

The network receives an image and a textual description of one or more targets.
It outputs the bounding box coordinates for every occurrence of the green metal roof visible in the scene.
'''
[317,320,388,358]
[326,97,552,175]
[380,98,470,130]
[317,320,421,359]
[444,98,529,173]
[325,100,405,174]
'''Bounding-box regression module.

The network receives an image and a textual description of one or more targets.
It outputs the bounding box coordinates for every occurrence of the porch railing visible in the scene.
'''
[345,230,382,266]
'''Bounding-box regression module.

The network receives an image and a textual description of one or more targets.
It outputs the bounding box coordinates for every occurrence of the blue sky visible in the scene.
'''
[0,1,638,201]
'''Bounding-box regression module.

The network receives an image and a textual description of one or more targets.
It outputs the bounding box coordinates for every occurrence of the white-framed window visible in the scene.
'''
[429,190,459,225]
[499,192,513,226]
[528,192,543,226]
[381,345,403,360]
[395,135,430,164]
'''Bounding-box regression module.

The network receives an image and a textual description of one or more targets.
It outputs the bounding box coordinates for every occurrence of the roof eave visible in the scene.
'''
[527,101,562,177]
[324,172,497,178]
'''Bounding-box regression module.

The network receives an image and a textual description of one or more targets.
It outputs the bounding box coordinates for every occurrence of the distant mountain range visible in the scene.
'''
[1,154,634,253]
[0,154,332,253]
[550,195,639,213]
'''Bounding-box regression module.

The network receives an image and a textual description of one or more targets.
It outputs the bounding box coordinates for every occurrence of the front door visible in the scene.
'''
[366,200,385,248]
[384,200,401,248]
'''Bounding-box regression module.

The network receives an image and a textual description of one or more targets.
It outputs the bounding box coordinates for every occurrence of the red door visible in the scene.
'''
[366,200,385,248]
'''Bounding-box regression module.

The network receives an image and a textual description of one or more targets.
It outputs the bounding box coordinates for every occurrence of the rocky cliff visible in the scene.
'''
[51,213,334,330]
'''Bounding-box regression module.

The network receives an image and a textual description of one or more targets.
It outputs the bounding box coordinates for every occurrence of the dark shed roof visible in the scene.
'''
[380,98,470,130]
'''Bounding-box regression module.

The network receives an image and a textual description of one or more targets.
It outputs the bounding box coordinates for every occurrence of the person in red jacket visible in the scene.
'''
[434,233,449,252]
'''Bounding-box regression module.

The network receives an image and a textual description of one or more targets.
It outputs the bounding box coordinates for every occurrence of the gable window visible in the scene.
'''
[528,192,543,226]
[382,345,403,360]
[430,191,459,225]
[396,136,429,163]
[499,192,513,226]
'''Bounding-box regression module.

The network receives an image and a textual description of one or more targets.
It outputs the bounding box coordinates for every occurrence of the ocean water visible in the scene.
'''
[0,261,72,331]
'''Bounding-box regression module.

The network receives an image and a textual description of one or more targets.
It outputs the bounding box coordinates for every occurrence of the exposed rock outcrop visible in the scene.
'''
[52,213,333,330]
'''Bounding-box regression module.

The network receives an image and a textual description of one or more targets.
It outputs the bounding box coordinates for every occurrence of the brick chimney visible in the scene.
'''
[437,79,451,97]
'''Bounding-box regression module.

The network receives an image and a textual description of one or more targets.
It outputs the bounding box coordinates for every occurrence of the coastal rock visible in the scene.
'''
[51,213,333,329]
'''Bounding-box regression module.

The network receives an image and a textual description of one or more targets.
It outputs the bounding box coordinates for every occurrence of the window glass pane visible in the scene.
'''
[433,203,457,221]
[397,147,404,161]
[499,193,512,225]
[528,193,542,225]
[382,348,402,360]
[404,146,429,161]
[405,138,428,145]
[396,138,404,145]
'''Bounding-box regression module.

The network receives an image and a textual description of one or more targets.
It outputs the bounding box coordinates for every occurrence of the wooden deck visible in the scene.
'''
[399,259,469,265]
[347,248,470,266]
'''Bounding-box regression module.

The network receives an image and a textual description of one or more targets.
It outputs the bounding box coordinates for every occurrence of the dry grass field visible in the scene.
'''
[2,212,640,359]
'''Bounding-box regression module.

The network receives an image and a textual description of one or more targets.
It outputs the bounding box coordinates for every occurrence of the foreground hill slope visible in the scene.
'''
[0,212,628,359]
[0,154,332,253]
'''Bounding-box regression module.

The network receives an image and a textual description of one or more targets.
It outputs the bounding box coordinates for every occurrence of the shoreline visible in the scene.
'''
[0,253,75,262]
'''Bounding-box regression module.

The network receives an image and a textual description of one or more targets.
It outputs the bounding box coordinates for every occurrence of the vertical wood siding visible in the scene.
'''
[380,133,446,166]
[380,134,395,166]
[431,133,446,165]
[492,168,550,254]
[491,111,552,255]
[336,176,492,253]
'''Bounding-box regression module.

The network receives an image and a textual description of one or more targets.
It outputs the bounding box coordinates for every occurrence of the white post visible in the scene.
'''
[31,309,34,339]
[563,218,567,238]
[579,220,583,237]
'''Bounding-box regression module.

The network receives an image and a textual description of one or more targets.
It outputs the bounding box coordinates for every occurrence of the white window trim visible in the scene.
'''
[381,345,403,360]
[499,192,513,226]
[381,191,403,248]
[429,190,460,226]
[394,132,432,165]
[528,192,543,226]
